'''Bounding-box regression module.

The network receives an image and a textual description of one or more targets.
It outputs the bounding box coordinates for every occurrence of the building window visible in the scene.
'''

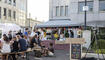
[8,0,11,4]
[13,11,16,19]
[99,0,105,11]
[0,7,1,19]
[4,8,6,16]
[8,10,11,17]
[56,6,60,16]
[65,6,68,16]
[13,0,16,6]
[60,6,64,16]
[5,0,7,3]
[78,1,93,12]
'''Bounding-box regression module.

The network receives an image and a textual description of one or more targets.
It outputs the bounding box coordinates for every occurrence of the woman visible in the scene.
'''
[11,37,19,60]
[1,35,11,60]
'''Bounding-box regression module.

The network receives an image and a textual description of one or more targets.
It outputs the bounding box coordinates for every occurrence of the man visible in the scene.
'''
[17,30,23,38]
[16,34,27,51]
[8,31,12,41]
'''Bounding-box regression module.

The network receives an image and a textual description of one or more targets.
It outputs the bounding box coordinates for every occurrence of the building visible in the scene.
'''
[49,0,105,24]
[0,0,27,27]
[26,18,42,28]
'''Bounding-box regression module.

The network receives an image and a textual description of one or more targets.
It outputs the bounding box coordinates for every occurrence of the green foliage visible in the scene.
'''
[92,39,105,49]
[98,39,105,49]
[96,49,105,54]
[97,35,105,39]
[92,39,105,54]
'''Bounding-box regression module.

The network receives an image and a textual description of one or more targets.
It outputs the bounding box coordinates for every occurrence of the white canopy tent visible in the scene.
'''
[0,23,21,35]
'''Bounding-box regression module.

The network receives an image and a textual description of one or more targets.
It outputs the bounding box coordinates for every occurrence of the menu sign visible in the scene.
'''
[71,44,81,59]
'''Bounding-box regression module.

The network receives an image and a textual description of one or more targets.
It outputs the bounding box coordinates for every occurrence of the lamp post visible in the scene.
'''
[83,0,87,30]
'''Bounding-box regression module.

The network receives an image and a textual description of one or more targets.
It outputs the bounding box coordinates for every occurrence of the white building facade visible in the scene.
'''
[0,0,27,27]
[49,0,105,24]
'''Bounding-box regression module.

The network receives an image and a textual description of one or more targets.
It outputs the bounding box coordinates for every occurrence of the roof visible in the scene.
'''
[36,19,80,28]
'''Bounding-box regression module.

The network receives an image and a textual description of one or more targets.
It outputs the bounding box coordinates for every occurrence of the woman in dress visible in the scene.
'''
[1,34,11,60]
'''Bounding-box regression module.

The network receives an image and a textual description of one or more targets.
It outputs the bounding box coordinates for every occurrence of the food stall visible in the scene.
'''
[36,19,83,50]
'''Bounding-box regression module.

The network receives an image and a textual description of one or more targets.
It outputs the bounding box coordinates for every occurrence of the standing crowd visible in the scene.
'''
[0,28,54,60]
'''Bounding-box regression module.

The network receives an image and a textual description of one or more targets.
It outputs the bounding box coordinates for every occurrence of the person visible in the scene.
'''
[23,35,29,47]
[24,28,28,37]
[30,34,39,48]
[48,43,54,56]
[16,34,27,51]
[77,29,82,38]
[40,42,48,57]
[8,31,12,41]
[54,32,59,40]
[17,30,23,38]
[70,30,74,38]
[28,31,31,37]
[1,35,11,60]
[27,31,31,44]
[11,37,19,60]
[40,29,45,41]
[16,34,27,58]
[11,37,19,52]
[60,33,65,41]
[35,29,41,36]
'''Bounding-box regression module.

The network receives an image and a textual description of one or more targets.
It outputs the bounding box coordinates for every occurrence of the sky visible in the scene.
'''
[28,0,49,22]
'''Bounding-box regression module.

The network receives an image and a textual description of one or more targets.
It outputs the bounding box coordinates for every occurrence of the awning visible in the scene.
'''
[36,19,80,28]
[81,21,105,27]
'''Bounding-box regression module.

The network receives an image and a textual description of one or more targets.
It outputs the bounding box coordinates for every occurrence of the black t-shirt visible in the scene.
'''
[36,31,41,35]
[8,34,12,41]
[12,41,19,52]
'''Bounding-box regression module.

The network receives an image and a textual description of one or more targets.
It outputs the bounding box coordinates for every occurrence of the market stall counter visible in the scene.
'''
[41,40,70,51]
[55,38,85,60]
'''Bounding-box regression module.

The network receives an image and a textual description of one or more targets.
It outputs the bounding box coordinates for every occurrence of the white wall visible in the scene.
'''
[49,0,105,23]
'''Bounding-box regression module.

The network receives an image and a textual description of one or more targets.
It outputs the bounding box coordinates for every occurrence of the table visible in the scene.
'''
[0,48,42,60]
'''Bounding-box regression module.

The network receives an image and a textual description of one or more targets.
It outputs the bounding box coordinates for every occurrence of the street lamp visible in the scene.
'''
[85,0,87,30]
[83,0,88,30]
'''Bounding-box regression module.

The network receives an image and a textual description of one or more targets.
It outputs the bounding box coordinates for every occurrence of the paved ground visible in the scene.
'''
[42,50,69,60]
[33,50,69,60]
[0,50,69,60]
[0,50,105,60]
[82,53,105,60]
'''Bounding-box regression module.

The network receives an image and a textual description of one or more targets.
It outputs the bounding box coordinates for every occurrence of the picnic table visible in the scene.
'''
[0,48,41,60]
